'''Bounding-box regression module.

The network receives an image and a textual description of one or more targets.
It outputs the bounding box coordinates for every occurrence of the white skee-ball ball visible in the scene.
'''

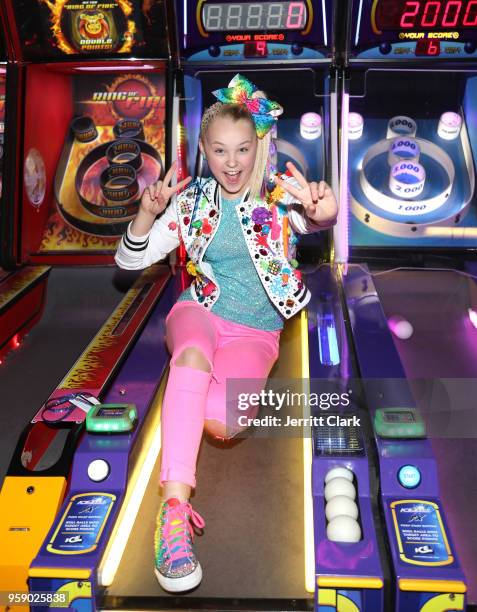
[325,467,354,484]
[327,516,362,542]
[325,495,359,521]
[324,477,356,501]
[388,315,414,340]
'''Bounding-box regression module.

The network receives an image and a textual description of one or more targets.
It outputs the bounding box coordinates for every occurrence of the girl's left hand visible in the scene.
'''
[275,161,338,226]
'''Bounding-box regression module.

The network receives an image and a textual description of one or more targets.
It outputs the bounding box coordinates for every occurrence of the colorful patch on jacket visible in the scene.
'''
[237,197,310,318]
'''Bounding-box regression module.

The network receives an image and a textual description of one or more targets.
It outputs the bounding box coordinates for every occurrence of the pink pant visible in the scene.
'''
[160,300,280,488]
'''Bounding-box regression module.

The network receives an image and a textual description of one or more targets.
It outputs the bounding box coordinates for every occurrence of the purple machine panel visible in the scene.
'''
[307,267,385,612]
[29,277,178,611]
[342,264,466,612]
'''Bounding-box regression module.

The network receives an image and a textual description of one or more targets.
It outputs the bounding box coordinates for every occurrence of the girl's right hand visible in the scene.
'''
[140,161,192,217]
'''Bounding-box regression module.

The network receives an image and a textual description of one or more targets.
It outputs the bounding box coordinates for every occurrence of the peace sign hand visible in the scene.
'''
[275,161,338,225]
[141,161,192,217]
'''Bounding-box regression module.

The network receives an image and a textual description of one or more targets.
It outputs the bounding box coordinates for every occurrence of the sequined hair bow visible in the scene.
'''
[212,73,283,139]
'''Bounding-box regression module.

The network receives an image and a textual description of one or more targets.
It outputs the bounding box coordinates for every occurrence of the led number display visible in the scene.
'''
[375,0,477,30]
[415,38,440,53]
[202,2,307,31]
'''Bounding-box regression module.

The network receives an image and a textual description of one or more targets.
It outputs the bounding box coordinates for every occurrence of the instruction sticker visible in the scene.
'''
[47,492,116,555]
[390,499,454,566]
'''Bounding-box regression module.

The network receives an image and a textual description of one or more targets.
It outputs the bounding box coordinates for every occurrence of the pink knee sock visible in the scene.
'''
[160,364,212,488]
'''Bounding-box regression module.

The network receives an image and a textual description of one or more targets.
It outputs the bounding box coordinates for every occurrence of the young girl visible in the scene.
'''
[115,74,338,593]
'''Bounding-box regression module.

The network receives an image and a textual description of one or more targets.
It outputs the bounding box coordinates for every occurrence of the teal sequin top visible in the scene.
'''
[178,196,284,330]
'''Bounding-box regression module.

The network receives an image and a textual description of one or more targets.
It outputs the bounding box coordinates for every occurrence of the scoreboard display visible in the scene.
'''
[350,0,477,59]
[200,2,308,31]
[176,0,333,62]
[374,0,477,29]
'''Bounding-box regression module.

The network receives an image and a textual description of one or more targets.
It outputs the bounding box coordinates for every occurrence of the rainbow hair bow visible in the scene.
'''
[212,74,283,139]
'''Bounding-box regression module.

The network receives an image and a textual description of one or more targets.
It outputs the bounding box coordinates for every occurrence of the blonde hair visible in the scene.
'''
[200,92,272,200]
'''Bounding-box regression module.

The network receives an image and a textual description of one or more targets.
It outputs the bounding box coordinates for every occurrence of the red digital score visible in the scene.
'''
[415,38,441,54]
[376,0,477,29]
[244,41,268,57]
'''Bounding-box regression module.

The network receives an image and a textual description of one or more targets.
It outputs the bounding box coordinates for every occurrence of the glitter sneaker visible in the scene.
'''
[154,497,205,592]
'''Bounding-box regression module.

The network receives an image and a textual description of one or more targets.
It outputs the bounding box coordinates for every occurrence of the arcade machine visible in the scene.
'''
[0,264,172,604]
[0,11,50,362]
[1,0,172,267]
[326,0,477,609]
[0,0,181,602]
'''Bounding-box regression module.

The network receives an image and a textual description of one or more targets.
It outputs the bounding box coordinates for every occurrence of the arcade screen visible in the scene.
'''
[346,0,477,250]
[10,0,169,59]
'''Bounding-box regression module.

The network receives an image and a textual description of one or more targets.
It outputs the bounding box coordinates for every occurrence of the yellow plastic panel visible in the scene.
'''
[0,476,66,607]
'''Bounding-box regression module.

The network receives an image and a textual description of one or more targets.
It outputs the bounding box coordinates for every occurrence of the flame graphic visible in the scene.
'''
[0,267,49,308]
[61,269,158,388]
[40,212,118,251]
[107,73,158,122]
[39,0,135,55]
